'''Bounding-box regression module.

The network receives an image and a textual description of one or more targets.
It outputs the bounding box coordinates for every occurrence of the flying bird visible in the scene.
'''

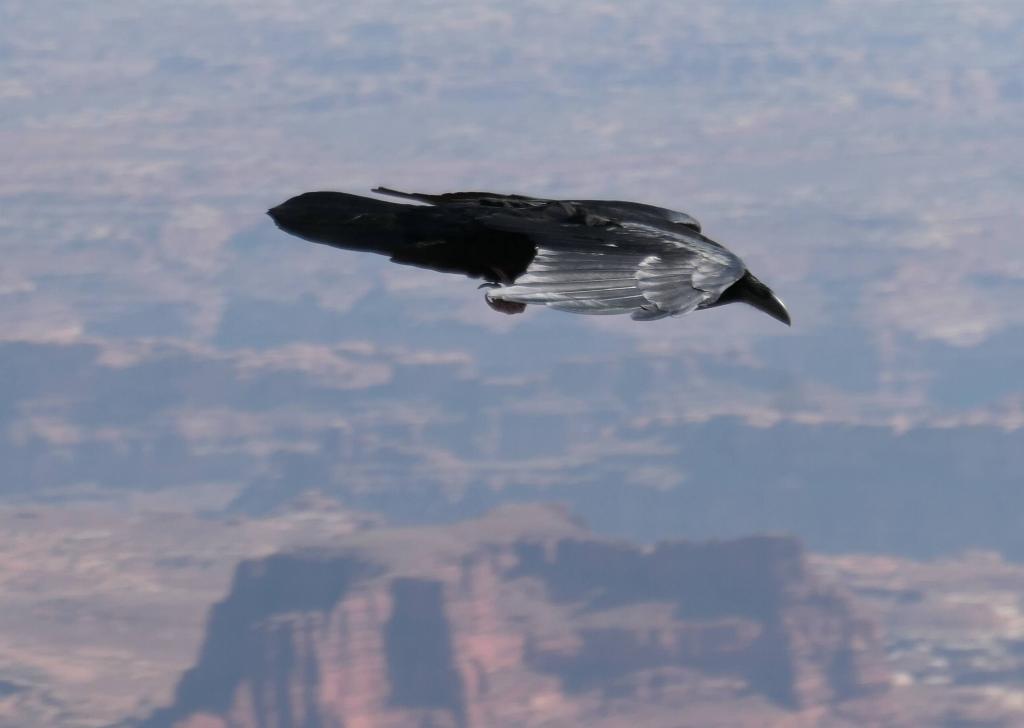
[267,187,790,325]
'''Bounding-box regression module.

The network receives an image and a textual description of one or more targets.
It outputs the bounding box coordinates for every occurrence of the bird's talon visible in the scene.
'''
[485,291,526,315]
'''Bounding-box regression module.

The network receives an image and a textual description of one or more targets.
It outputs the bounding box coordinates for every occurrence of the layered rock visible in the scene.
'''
[140,505,888,728]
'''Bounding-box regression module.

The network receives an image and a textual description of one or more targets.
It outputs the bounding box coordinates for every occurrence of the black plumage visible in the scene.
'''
[267,187,790,326]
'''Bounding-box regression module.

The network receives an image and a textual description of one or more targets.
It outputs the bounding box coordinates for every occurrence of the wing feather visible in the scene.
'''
[483,209,744,319]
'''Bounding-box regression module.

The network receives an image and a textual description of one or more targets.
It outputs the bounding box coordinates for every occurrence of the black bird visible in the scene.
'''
[267,187,790,325]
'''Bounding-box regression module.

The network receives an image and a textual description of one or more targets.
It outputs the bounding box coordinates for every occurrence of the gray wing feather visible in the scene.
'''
[490,221,744,319]
[496,247,649,314]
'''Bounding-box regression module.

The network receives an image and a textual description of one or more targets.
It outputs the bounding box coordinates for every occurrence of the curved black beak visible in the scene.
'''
[750,290,791,327]
[713,270,792,327]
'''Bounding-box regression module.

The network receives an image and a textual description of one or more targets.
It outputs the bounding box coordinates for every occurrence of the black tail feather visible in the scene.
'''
[268,191,419,256]
[268,191,535,282]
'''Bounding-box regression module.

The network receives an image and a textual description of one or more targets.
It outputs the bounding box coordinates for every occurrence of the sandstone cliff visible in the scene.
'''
[140,505,888,728]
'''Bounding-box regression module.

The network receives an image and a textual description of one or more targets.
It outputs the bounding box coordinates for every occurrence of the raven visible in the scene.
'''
[267,187,790,325]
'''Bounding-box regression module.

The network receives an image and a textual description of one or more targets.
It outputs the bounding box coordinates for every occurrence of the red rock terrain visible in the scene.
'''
[139,505,889,728]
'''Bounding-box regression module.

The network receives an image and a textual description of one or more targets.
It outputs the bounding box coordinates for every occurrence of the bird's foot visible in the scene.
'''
[483,290,526,315]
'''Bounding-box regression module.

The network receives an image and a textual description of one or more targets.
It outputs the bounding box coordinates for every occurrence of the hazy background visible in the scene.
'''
[4,0,1023,554]
[2,1,1024,723]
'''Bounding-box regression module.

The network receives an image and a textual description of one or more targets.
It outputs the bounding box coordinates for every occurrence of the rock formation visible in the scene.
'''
[140,505,888,728]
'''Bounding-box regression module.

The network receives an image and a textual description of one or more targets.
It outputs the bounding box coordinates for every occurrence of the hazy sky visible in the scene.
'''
[2,0,1024,553]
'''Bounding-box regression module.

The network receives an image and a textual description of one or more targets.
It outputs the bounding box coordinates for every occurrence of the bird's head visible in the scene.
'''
[715,270,791,326]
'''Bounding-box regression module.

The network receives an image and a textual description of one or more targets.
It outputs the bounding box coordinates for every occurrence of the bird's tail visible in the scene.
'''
[267,190,426,256]
[268,189,536,282]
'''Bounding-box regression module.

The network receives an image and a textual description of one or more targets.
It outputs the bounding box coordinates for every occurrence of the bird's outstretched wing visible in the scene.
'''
[373,187,702,232]
[478,203,742,320]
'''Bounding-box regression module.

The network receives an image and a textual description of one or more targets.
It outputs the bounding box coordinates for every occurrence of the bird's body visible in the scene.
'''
[267,187,790,326]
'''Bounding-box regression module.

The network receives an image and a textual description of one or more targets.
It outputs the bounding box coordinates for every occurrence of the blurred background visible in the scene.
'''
[2,0,1024,726]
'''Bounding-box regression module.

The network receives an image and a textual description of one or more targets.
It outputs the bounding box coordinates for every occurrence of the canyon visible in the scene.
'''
[140,504,888,728]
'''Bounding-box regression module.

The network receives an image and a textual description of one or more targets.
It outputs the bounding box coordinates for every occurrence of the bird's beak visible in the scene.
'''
[753,292,791,327]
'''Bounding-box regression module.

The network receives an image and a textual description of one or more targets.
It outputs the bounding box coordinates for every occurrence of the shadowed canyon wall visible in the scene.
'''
[140,506,887,728]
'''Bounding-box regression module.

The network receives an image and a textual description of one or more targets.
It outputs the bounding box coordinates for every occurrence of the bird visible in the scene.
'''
[267,187,790,326]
